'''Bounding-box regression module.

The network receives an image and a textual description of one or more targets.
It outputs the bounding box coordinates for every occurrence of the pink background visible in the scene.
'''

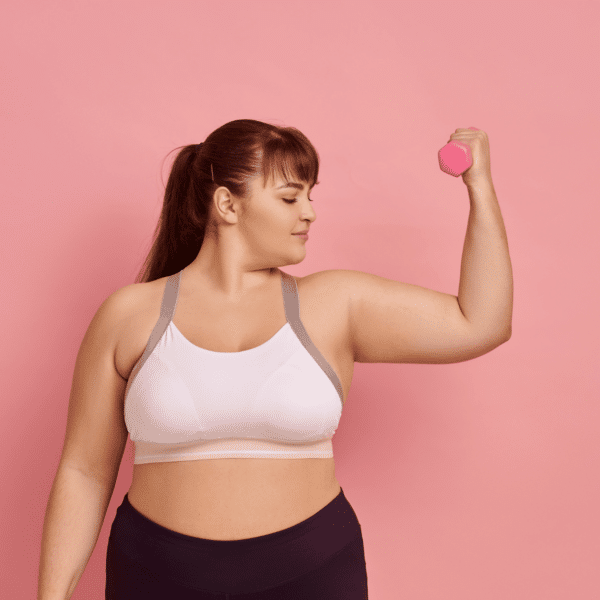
[2,1,599,598]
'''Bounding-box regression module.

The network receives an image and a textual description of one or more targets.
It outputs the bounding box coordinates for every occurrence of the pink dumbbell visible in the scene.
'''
[438,127,479,177]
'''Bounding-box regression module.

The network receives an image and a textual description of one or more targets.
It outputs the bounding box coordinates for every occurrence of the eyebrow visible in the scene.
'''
[276,182,313,190]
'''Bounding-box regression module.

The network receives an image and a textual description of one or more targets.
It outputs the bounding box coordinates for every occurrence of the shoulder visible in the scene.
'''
[296,269,355,300]
[292,269,353,328]
[104,280,150,315]
[71,282,148,391]
[290,268,351,298]
[95,280,155,342]
[95,280,162,380]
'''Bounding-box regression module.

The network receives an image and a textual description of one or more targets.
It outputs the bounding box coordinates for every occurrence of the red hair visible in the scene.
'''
[134,119,320,284]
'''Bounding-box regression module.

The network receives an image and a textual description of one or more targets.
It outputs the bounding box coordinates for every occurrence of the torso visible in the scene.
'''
[114,267,355,540]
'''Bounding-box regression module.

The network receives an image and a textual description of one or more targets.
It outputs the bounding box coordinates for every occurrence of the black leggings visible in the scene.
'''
[106,487,368,599]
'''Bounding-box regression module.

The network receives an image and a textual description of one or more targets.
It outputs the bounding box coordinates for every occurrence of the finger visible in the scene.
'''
[450,132,479,140]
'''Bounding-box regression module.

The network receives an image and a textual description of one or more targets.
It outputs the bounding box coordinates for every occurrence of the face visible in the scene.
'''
[236,172,317,265]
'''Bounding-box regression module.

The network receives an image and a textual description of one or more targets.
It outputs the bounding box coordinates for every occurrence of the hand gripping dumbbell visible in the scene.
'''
[438,127,479,176]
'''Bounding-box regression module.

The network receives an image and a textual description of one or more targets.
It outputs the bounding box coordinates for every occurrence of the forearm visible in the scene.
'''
[38,465,114,600]
[457,177,513,339]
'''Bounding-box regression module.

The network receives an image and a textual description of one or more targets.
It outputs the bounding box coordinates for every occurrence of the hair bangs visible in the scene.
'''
[260,132,320,190]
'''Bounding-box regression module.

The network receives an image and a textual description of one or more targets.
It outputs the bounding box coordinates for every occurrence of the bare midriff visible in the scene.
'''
[127,457,341,540]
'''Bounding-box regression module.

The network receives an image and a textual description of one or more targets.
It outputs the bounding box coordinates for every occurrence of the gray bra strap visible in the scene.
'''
[280,271,344,405]
[123,270,181,401]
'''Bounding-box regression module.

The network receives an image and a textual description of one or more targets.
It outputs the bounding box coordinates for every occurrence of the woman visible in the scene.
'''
[38,119,512,599]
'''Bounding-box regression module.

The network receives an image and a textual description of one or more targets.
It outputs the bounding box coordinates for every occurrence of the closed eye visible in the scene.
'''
[283,198,313,204]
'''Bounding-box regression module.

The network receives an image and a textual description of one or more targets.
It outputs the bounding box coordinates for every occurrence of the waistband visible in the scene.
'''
[108,487,363,594]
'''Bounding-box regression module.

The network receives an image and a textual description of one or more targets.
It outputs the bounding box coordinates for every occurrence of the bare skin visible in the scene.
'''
[116,173,355,540]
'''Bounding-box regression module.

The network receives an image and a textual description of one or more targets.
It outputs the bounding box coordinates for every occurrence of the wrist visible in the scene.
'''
[466,175,495,193]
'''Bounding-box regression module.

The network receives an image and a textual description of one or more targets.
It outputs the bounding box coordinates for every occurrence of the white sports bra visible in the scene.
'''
[123,269,344,464]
